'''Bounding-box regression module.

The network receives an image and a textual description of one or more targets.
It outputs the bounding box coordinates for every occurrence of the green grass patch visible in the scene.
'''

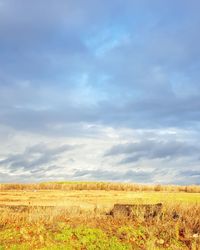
[55,225,131,250]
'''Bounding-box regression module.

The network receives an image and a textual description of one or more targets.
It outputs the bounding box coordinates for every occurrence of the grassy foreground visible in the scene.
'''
[0,182,200,249]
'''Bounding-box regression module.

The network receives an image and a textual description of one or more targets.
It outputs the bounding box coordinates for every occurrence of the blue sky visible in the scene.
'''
[0,0,200,184]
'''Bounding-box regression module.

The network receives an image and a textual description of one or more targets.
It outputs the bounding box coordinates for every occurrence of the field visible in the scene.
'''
[0,182,200,249]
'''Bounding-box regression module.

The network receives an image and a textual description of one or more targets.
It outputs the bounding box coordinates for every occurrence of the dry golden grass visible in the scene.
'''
[0,190,200,209]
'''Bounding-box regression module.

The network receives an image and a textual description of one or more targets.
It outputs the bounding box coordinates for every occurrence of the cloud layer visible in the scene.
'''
[0,1,200,184]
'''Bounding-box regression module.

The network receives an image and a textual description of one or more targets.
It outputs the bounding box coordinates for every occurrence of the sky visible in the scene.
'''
[0,0,200,184]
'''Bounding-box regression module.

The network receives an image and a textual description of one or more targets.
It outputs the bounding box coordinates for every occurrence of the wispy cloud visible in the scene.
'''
[105,140,200,163]
[0,144,76,172]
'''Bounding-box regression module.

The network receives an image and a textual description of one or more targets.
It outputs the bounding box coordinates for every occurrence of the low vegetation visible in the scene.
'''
[1,181,200,193]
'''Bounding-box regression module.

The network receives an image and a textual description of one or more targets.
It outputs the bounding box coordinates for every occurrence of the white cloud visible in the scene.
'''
[0,123,199,184]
